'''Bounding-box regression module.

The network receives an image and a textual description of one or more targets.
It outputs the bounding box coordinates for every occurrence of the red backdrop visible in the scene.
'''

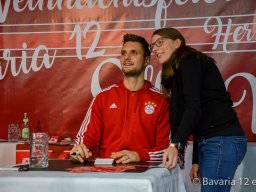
[0,0,255,141]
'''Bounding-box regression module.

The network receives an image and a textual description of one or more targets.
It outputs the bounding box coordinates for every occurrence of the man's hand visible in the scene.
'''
[70,144,92,163]
[162,146,178,169]
[190,164,200,184]
[111,150,140,164]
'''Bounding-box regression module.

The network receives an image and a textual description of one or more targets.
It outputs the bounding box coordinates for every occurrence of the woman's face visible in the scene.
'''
[151,34,180,64]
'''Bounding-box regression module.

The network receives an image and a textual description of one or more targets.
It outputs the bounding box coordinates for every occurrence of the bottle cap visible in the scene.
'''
[23,113,29,124]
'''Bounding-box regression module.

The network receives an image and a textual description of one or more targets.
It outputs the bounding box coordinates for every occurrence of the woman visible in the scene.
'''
[151,27,247,192]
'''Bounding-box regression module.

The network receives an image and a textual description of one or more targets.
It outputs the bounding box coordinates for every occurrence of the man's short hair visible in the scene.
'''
[123,34,150,57]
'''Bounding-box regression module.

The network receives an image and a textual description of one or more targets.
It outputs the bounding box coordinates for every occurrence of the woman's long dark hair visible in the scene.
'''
[152,28,214,80]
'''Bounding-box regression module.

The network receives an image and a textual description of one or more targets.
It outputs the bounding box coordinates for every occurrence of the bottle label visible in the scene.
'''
[22,127,29,139]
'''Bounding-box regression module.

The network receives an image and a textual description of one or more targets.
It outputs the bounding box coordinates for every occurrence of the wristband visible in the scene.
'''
[169,143,178,150]
[169,142,182,150]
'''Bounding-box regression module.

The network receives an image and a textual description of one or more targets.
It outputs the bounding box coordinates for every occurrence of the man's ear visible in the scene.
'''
[144,56,150,66]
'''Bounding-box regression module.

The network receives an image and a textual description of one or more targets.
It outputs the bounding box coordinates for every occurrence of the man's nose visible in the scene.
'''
[124,53,130,59]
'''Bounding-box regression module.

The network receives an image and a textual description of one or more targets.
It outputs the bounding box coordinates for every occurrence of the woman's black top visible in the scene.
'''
[162,52,244,163]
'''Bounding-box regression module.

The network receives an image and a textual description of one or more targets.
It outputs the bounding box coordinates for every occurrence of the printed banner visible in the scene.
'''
[0,0,255,141]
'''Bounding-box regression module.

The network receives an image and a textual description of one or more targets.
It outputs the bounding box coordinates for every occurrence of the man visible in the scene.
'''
[70,34,170,164]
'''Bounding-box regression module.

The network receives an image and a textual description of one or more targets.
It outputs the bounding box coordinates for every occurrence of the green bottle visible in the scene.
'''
[22,113,30,142]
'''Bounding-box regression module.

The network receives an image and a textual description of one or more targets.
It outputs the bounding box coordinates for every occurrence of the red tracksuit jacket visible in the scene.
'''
[76,80,170,161]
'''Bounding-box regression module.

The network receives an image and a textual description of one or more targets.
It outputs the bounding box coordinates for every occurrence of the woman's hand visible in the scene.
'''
[190,164,200,184]
[162,146,178,169]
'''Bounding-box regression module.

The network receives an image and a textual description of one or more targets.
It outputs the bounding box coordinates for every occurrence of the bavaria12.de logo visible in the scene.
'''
[144,102,157,114]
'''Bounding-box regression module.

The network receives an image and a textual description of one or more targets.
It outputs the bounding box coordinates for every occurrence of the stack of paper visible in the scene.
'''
[94,158,115,165]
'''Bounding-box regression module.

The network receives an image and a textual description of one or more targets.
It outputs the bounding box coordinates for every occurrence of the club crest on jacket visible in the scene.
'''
[144,102,156,114]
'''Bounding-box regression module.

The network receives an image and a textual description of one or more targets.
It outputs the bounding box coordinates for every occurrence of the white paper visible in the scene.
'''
[94,158,114,165]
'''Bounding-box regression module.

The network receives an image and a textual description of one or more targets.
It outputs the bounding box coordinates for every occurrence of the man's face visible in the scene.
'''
[120,41,148,77]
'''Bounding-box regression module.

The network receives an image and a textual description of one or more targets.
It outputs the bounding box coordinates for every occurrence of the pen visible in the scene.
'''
[71,148,90,156]
[71,151,80,155]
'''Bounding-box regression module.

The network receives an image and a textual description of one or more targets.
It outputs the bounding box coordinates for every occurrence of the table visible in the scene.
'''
[0,160,186,192]
[0,142,73,166]
[16,143,73,163]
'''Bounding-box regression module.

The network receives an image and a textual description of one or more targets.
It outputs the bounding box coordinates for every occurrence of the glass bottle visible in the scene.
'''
[22,112,30,143]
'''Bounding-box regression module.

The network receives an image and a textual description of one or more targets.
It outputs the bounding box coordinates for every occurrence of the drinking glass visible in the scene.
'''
[29,132,48,168]
[8,124,19,142]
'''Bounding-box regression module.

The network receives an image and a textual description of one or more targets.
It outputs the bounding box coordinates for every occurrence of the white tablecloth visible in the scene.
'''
[0,163,186,192]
